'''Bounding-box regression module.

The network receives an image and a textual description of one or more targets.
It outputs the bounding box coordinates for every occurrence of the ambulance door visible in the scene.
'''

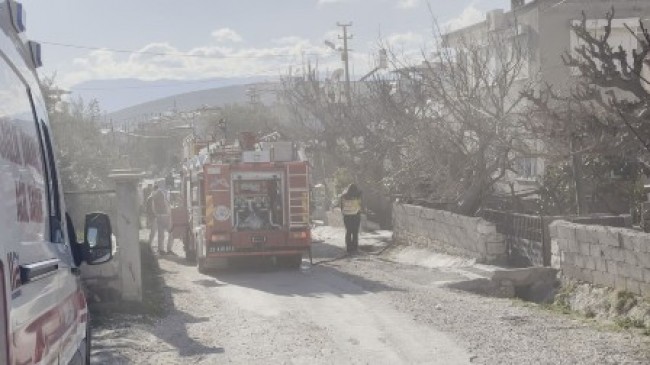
[0,56,64,364]
[37,118,87,365]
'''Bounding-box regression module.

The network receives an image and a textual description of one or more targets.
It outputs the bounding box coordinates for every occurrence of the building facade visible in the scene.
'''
[443,0,650,207]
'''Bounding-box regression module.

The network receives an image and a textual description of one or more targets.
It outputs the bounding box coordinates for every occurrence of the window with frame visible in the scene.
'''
[516,156,539,179]
[0,60,50,243]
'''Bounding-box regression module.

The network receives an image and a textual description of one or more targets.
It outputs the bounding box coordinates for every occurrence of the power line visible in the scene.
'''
[38,40,323,60]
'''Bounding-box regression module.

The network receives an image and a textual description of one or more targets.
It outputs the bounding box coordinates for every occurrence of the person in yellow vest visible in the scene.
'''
[340,183,362,254]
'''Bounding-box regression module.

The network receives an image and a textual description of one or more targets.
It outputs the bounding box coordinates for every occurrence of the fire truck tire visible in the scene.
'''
[185,249,196,263]
[85,319,91,365]
[280,254,302,269]
[183,229,196,263]
[197,259,208,274]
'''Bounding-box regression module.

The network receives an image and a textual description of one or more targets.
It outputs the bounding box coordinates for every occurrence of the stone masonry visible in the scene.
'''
[392,203,507,264]
[550,221,650,296]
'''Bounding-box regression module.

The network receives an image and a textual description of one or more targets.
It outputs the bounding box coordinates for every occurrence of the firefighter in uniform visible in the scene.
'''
[340,184,362,254]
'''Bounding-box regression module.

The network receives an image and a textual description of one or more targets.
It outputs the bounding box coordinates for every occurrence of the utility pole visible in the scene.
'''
[246,86,261,108]
[337,22,353,107]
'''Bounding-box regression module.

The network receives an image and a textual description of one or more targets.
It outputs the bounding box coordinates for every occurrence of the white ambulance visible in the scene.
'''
[0,1,114,364]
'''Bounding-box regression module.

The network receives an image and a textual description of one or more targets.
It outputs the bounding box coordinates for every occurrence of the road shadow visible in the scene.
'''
[147,243,225,357]
[92,238,225,360]
[159,251,196,267]
[166,286,190,294]
[211,242,401,298]
[192,279,226,288]
[91,348,132,365]
[147,308,225,357]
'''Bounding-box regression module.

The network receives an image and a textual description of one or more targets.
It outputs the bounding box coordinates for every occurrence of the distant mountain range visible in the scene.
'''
[69,76,275,113]
[107,82,285,126]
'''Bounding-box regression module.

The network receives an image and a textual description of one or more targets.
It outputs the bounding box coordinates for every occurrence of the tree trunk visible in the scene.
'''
[570,135,588,215]
[454,170,487,216]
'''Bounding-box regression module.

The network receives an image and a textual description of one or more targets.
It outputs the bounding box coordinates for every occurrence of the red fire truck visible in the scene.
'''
[176,133,311,271]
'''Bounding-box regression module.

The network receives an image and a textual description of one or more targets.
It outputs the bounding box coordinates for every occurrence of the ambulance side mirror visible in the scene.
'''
[84,212,113,265]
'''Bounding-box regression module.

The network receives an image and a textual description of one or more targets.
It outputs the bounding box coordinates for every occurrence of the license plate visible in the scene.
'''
[251,236,266,244]
[209,245,234,253]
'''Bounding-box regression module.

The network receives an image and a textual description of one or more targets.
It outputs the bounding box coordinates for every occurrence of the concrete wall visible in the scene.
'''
[79,170,144,302]
[392,204,507,264]
[538,0,650,92]
[81,235,121,301]
[550,221,650,296]
[446,0,650,94]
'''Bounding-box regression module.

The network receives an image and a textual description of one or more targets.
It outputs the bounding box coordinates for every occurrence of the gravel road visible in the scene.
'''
[91,226,650,364]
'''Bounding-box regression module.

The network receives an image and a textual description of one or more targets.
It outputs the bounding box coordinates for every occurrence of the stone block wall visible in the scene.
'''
[392,203,507,264]
[550,221,650,296]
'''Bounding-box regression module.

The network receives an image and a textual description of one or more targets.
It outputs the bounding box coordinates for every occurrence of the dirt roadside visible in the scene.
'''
[90,226,650,364]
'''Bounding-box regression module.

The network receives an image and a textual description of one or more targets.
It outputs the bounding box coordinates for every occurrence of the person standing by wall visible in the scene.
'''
[142,183,153,227]
[340,183,362,254]
[148,184,171,254]
[165,172,175,191]
[146,184,157,245]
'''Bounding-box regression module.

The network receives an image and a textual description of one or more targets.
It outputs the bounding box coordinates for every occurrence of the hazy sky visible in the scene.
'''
[20,0,511,88]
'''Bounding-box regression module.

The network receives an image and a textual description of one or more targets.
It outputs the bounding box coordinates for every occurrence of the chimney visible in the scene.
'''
[511,0,525,10]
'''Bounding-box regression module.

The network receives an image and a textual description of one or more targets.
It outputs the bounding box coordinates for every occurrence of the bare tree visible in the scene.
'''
[283,9,648,217]
[281,18,534,216]
[527,8,650,155]
[387,22,535,215]
[280,65,414,193]
[523,8,649,214]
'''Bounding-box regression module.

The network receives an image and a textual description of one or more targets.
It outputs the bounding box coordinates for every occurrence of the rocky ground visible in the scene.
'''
[91,226,650,364]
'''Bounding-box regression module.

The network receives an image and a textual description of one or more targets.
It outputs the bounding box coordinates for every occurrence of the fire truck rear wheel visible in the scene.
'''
[183,229,196,263]
[185,249,196,263]
[280,254,302,269]
[197,259,208,274]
